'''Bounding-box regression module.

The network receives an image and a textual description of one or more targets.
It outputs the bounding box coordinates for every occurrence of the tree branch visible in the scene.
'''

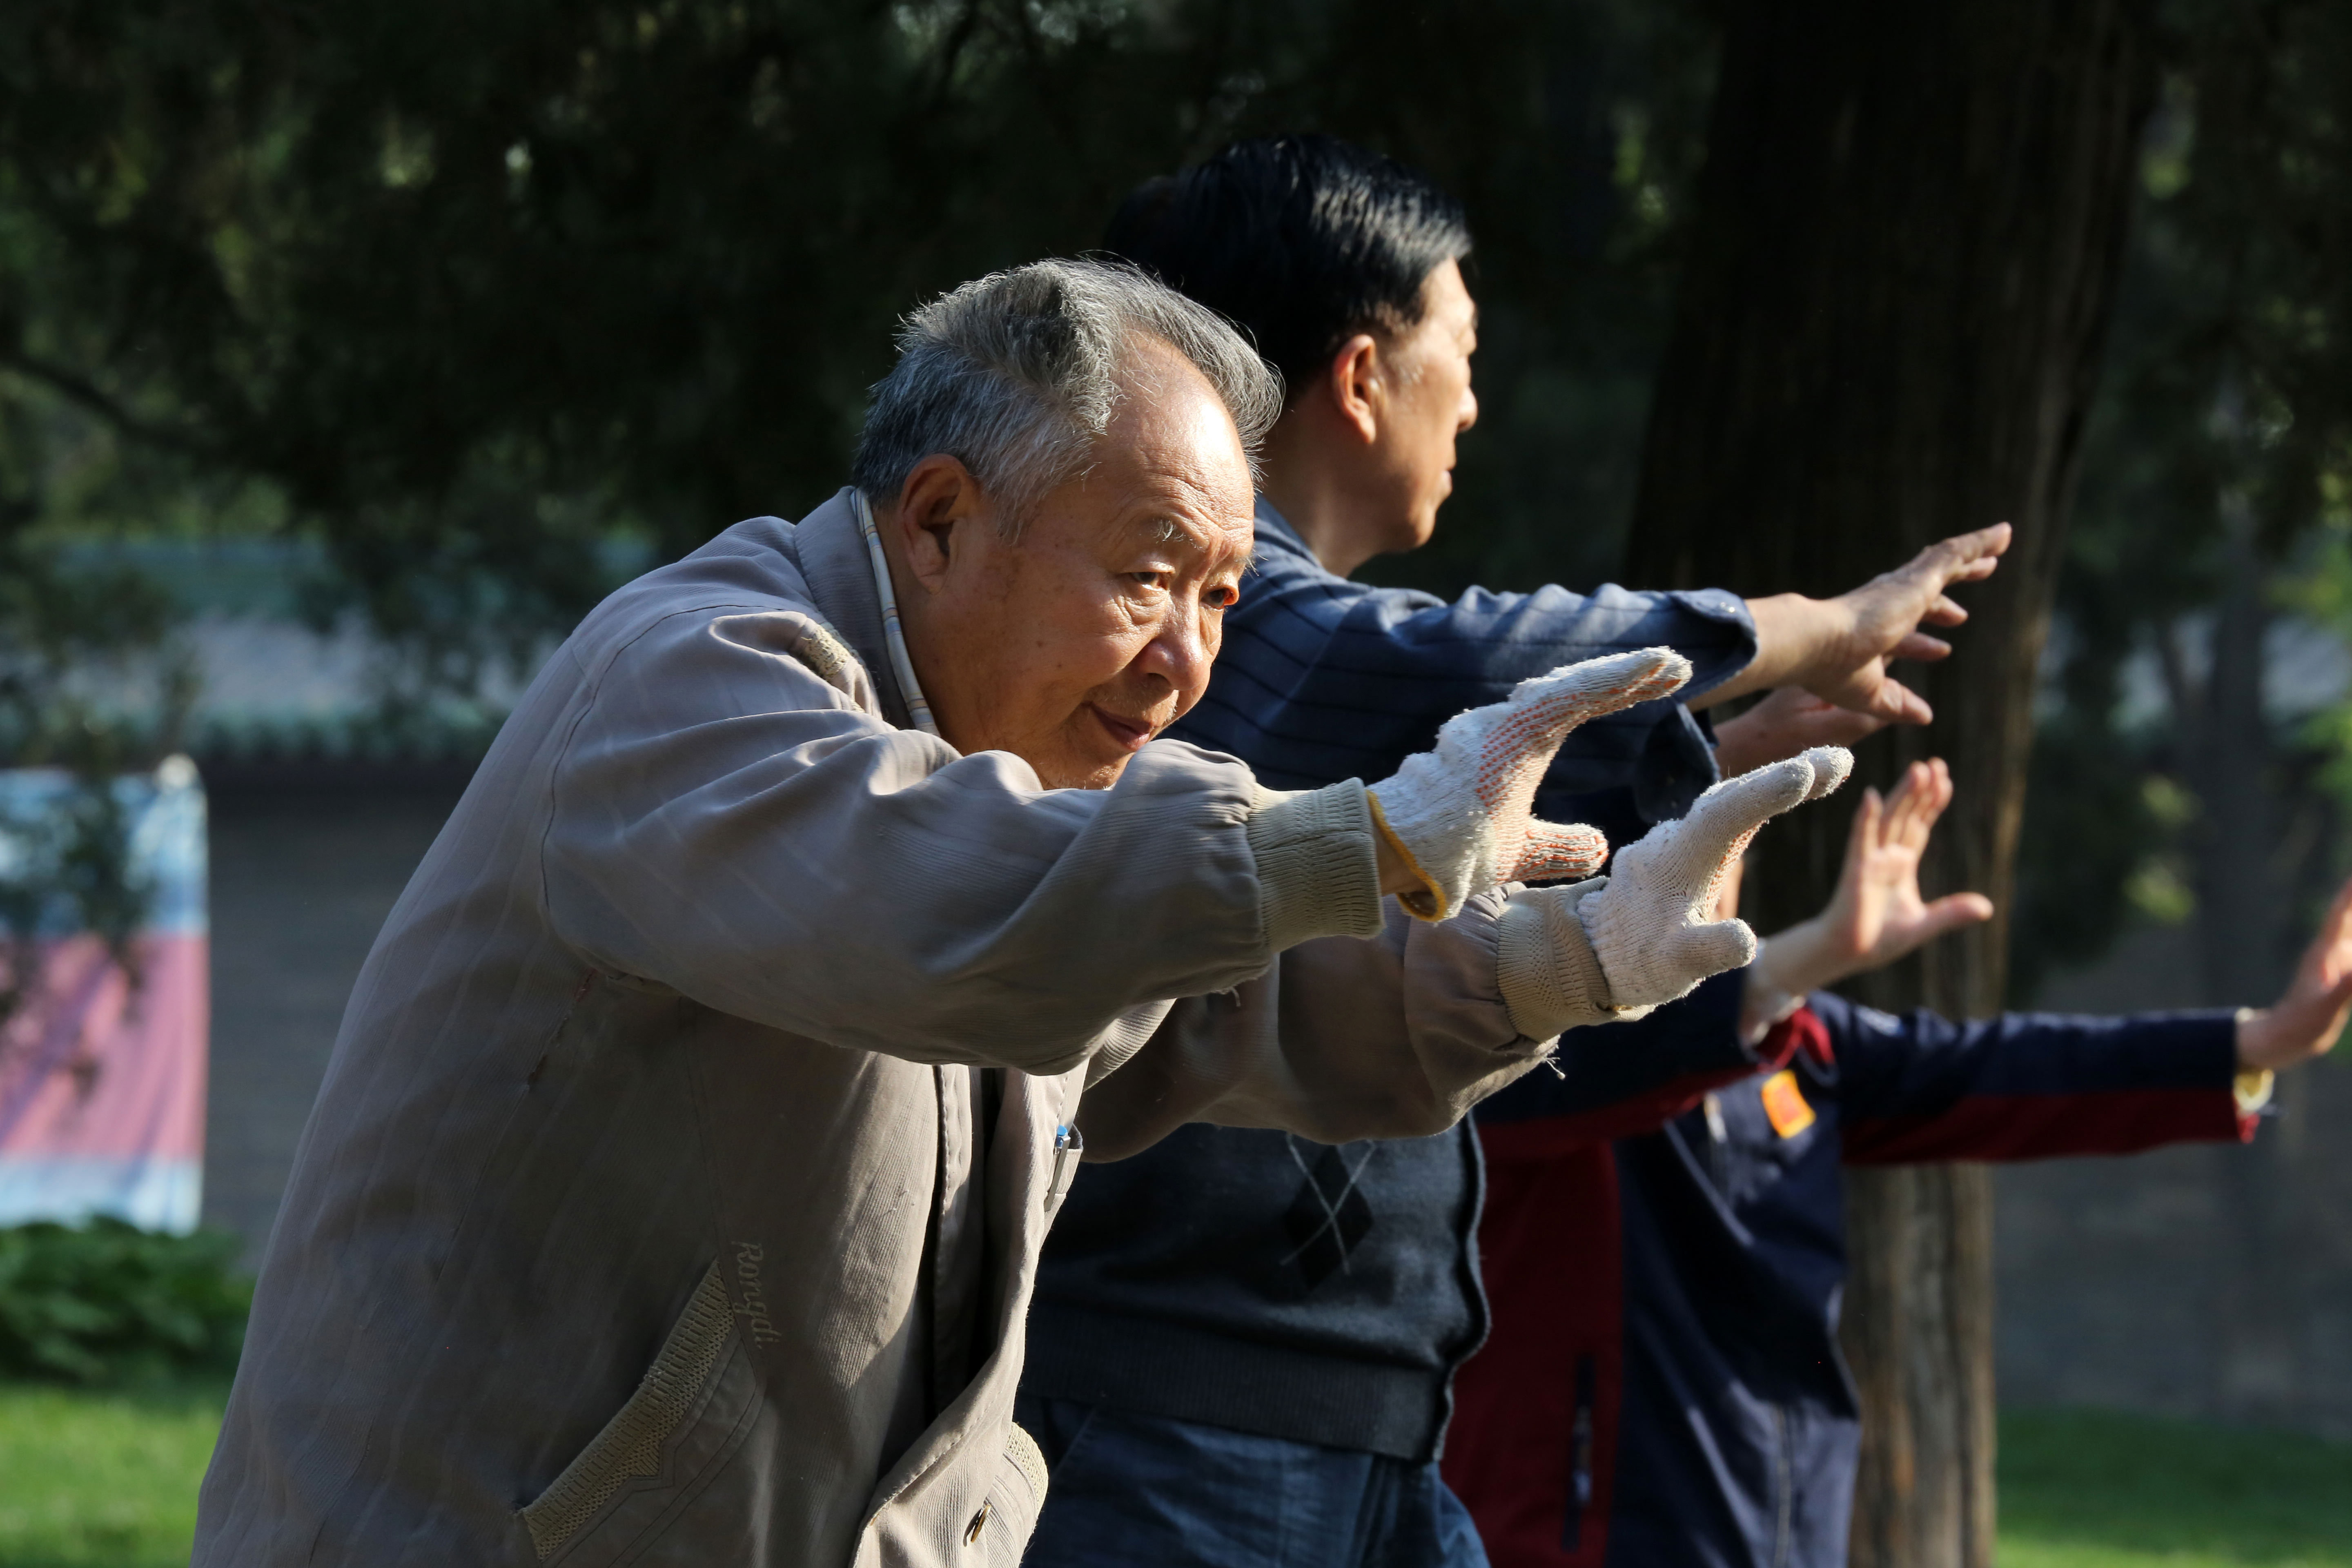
[0,350,216,461]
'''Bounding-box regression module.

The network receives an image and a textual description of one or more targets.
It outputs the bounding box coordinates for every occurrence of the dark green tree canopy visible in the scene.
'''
[0,0,1715,655]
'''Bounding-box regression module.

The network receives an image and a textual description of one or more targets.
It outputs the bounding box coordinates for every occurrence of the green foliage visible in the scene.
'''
[2150,0,2352,555]
[2009,0,2352,998]
[0,0,1717,653]
[0,315,189,981]
[0,1221,250,1385]
[2008,717,2168,1000]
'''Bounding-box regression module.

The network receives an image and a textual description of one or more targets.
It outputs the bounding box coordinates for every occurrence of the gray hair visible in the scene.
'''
[851,258,1284,528]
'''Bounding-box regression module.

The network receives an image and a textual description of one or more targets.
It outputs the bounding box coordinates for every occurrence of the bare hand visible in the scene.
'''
[1713,687,1890,775]
[1809,524,2011,724]
[1746,758,1993,1010]
[1813,759,1996,972]
[2238,875,2352,1071]
[1701,524,2009,718]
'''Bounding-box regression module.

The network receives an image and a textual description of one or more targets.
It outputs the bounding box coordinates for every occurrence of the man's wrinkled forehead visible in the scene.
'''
[1127,508,1255,572]
[1090,343,1257,568]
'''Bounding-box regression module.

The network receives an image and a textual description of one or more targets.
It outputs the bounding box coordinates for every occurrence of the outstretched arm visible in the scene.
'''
[1739,755,2352,1080]
[1083,748,1856,1158]
[1752,779,2352,1164]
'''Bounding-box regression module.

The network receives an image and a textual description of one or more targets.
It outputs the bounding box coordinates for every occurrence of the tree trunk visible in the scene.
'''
[1622,4,2156,1565]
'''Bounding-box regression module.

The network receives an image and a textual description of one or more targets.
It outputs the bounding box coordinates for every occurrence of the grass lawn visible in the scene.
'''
[0,1381,225,1568]
[2000,1408,2352,1567]
[1,1388,2348,1566]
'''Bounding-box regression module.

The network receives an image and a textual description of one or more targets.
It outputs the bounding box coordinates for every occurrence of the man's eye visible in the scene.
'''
[1206,584,1240,610]
[1129,572,1171,593]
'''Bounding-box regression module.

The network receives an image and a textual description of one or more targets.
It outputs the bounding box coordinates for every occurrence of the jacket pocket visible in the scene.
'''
[521,1262,739,1562]
[961,1422,1052,1564]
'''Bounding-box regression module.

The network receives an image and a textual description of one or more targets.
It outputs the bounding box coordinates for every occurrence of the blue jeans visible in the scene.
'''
[1014,1395,1492,1568]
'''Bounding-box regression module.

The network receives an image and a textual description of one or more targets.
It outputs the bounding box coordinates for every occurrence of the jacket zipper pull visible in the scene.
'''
[1047,1123,1084,1208]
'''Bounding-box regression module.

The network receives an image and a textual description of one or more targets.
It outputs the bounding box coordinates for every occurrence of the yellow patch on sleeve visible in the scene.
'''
[1760,1070,1816,1139]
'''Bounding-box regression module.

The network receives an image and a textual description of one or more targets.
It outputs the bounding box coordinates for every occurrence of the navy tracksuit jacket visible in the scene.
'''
[1446,989,2254,1568]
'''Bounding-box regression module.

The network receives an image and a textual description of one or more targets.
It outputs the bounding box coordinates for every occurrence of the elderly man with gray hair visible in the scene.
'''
[193,261,1846,1568]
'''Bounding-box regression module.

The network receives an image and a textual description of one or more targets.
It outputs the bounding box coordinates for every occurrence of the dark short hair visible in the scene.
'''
[1103,135,1472,398]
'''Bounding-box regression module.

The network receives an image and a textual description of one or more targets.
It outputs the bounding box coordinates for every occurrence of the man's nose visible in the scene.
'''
[1140,606,1214,699]
[1458,383,1480,434]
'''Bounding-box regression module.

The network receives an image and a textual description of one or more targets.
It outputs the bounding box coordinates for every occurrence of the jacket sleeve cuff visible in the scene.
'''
[1247,781,1385,953]
[1494,878,1656,1040]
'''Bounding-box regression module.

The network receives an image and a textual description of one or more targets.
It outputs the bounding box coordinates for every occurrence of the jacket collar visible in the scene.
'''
[850,490,941,736]
[1251,494,1315,561]
[788,486,923,732]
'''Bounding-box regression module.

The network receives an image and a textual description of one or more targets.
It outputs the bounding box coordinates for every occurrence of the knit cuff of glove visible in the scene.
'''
[1247,782,1386,952]
[1494,879,1658,1041]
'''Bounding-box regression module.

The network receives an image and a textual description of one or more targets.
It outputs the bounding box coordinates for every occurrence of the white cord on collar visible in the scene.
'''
[850,489,941,738]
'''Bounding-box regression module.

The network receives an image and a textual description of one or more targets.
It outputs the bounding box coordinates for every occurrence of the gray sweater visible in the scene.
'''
[193,490,1565,1568]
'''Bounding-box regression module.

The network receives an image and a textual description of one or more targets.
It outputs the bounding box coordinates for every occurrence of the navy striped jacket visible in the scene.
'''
[1178,500,1760,840]
[1023,501,1758,1463]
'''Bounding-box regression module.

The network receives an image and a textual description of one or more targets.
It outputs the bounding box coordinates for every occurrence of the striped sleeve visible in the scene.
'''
[1170,526,1755,842]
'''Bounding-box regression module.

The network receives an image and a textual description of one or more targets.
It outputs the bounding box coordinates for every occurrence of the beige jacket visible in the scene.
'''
[194,490,1555,1568]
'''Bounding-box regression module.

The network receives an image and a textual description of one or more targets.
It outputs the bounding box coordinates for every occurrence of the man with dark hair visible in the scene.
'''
[1017,136,2007,1567]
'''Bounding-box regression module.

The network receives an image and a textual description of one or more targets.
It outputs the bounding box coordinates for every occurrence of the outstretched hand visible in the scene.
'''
[1809,525,2010,724]
[1716,524,2011,724]
[1578,746,1854,1011]
[1815,759,1996,974]
[1712,686,1891,775]
[1370,647,1692,919]
[2238,875,2352,1072]
[1743,759,1995,1024]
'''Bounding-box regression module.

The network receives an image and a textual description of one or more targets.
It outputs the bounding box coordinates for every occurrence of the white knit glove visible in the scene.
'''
[1368,648,1692,920]
[1576,746,1854,1011]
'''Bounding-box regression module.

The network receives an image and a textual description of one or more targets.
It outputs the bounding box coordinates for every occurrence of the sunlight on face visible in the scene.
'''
[911,342,1256,789]
[1380,257,1480,554]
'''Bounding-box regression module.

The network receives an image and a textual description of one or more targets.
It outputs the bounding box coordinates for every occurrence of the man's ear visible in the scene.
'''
[1322,334,1383,446]
[890,455,984,594]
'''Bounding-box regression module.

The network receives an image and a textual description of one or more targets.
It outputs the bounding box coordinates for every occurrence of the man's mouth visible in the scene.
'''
[1088,705,1156,753]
